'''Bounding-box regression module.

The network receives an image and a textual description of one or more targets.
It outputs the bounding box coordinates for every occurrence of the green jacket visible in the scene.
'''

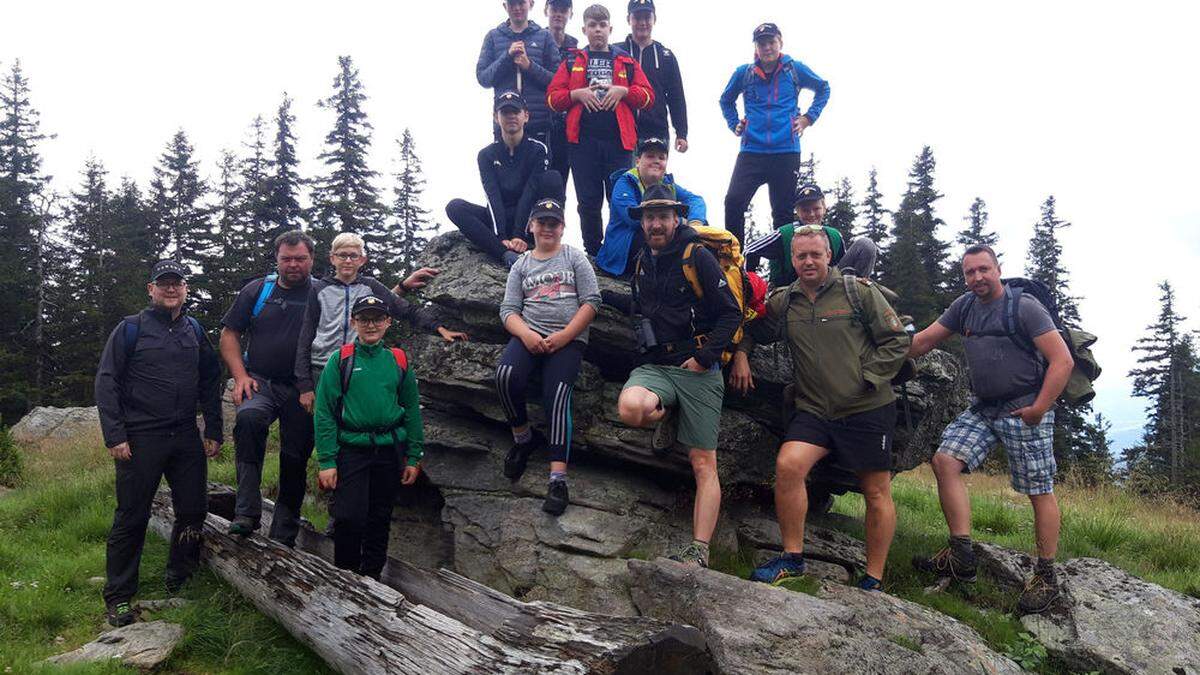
[314,340,424,469]
[740,267,911,420]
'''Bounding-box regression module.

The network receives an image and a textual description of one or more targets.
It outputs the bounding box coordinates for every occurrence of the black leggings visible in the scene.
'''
[494,337,584,464]
[446,170,565,263]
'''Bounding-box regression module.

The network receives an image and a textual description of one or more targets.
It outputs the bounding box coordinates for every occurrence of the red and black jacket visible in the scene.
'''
[547,47,654,152]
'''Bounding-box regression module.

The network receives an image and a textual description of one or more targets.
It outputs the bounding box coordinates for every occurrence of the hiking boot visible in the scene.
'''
[164,573,188,595]
[912,545,977,583]
[542,479,569,516]
[650,406,678,456]
[503,430,544,482]
[750,554,806,584]
[857,575,884,592]
[667,542,709,568]
[227,516,259,538]
[1017,568,1060,615]
[106,600,137,627]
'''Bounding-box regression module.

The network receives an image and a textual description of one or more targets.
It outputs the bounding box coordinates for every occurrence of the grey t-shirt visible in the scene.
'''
[938,287,1057,415]
[500,245,602,344]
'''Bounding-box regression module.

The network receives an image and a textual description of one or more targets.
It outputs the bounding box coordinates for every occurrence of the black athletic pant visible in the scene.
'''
[569,136,633,256]
[105,429,207,605]
[549,119,571,189]
[723,151,802,245]
[494,337,584,464]
[232,375,314,547]
[331,445,401,579]
[447,171,565,264]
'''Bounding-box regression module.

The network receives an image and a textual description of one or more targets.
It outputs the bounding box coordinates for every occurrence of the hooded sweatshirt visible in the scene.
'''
[476,20,561,132]
[621,35,687,140]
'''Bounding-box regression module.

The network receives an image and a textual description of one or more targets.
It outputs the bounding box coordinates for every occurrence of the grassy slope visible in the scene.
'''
[4,433,1198,674]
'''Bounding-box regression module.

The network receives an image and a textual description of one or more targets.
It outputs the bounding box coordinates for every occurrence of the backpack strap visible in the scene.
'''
[389,347,409,373]
[842,274,865,322]
[1001,287,1038,355]
[335,343,357,426]
[679,242,704,300]
[251,274,279,319]
[185,316,204,345]
[122,315,141,361]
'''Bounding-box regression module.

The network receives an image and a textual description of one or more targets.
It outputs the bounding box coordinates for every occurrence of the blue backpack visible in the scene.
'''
[251,274,278,319]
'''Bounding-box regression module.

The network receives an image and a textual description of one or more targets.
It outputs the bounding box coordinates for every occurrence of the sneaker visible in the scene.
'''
[542,479,569,516]
[750,554,806,584]
[912,545,977,583]
[1017,568,1060,615]
[106,600,137,627]
[667,542,709,568]
[503,430,544,482]
[650,406,677,456]
[228,516,259,538]
[164,574,187,595]
[857,574,884,592]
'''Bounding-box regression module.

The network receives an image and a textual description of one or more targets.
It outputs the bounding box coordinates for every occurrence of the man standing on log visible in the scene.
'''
[720,22,830,245]
[909,245,1073,614]
[611,184,742,568]
[95,260,223,627]
[732,227,909,591]
[220,231,316,545]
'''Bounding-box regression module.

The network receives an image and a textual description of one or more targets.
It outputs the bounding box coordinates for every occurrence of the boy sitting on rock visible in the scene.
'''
[315,295,424,579]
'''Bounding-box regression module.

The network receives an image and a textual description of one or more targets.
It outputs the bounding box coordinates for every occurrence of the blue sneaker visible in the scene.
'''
[750,554,806,584]
[857,575,884,592]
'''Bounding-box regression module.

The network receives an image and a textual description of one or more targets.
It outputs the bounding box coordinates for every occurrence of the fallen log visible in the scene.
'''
[150,486,714,675]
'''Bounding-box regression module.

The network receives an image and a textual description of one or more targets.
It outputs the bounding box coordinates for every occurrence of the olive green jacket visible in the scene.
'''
[739,268,911,420]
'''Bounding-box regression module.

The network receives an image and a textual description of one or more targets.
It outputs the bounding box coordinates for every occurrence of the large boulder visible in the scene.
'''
[10,406,101,445]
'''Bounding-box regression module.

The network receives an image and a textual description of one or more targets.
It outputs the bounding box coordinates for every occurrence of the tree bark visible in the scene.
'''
[149,486,713,675]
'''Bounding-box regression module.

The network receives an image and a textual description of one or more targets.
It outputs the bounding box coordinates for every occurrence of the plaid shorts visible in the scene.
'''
[938,408,1056,495]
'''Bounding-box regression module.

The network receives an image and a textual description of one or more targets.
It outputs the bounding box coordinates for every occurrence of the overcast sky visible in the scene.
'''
[7,0,1200,451]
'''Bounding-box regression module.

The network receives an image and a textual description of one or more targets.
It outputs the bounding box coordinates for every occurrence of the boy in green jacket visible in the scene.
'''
[315,295,423,579]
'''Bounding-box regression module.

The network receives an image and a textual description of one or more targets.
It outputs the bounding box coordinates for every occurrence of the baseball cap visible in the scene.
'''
[753,22,782,41]
[637,137,669,155]
[150,259,189,282]
[547,0,572,6]
[794,183,825,205]
[494,90,528,113]
[628,0,655,14]
[529,197,565,223]
[351,295,390,318]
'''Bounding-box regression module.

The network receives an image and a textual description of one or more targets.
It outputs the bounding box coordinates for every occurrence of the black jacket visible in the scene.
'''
[628,225,742,368]
[479,136,550,239]
[95,307,223,447]
[621,35,687,140]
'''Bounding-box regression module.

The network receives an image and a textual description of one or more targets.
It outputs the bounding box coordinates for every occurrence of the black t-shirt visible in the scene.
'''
[221,276,313,381]
[580,49,621,141]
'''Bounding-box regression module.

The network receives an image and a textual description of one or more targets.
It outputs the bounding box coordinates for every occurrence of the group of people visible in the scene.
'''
[92,0,1074,629]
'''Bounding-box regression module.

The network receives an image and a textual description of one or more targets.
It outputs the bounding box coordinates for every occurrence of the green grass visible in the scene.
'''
[0,433,331,674]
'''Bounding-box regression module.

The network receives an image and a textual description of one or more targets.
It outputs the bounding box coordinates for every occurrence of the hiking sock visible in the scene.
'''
[1036,557,1057,582]
[950,535,973,556]
[549,471,567,483]
[784,551,805,562]
[513,427,533,445]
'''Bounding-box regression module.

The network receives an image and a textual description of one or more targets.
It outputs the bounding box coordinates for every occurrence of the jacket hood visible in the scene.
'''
[320,272,365,287]
[496,20,545,38]
[612,167,677,189]
[569,43,631,59]
[754,53,795,73]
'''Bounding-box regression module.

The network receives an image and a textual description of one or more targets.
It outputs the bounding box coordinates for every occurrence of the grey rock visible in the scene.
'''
[10,406,101,445]
[136,598,191,613]
[627,559,1022,675]
[736,514,868,571]
[44,621,184,669]
[976,544,1200,674]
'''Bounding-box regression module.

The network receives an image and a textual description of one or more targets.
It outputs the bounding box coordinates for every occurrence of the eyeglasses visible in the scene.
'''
[333,252,362,261]
[355,316,388,326]
[154,279,185,289]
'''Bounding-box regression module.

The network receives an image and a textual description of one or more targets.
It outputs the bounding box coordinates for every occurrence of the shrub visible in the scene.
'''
[0,427,23,488]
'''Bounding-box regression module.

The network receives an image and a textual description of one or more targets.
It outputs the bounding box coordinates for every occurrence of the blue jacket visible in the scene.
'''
[719,54,830,155]
[476,21,561,132]
[596,169,707,276]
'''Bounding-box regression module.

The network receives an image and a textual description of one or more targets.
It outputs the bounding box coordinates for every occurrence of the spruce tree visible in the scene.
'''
[796,153,819,188]
[208,150,248,329]
[265,93,302,242]
[148,130,214,318]
[824,177,857,240]
[106,177,158,312]
[241,115,272,240]
[860,167,889,248]
[879,147,951,327]
[29,192,69,406]
[957,197,998,249]
[1025,196,1079,326]
[380,129,434,280]
[308,56,388,272]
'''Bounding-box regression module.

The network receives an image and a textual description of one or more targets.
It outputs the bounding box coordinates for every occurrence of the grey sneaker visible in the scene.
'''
[667,542,709,568]
[228,516,259,538]
[106,600,137,627]
[650,406,678,456]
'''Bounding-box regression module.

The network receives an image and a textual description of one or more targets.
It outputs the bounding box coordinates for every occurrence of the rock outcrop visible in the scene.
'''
[44,621,184,669]
[10,406,101,445]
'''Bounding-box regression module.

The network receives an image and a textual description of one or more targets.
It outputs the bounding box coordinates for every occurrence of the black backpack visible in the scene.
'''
[962,278,1101,405]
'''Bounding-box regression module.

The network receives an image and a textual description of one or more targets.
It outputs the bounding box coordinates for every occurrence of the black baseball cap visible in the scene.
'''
[529,197,565,223]
[637,137,669,155]
[547,0,572,6]
[351,295,390,318]
[150,259,189,282]
[494,90,527,113]
[753,22,782,41]
[794,183,825,205]
[628,0,655,14]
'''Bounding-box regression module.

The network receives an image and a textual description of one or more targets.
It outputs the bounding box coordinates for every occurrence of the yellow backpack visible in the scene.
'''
[680,226,757,364]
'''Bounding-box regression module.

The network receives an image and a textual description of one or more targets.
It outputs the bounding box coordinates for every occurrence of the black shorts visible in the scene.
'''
[784,402,897,473]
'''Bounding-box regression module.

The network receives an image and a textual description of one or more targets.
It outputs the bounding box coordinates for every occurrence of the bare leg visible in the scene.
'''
[931,453,972,537]
[617,386,665,428]
[1029,493,1061,559]
[858,470,896,580]
[775,442,830,553]
[689,449,721,544]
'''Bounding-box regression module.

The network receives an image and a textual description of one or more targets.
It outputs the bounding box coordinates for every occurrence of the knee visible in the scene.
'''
[446,199,469,220]
[931,452,964,478]
[234,409,271,436]
[691,452,719,480]
[618,392,652,427]
[860,481,892,506]
[776,452,812,483]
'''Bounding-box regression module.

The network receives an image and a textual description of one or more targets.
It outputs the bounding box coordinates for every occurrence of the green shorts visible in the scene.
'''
[623,364,724,451]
